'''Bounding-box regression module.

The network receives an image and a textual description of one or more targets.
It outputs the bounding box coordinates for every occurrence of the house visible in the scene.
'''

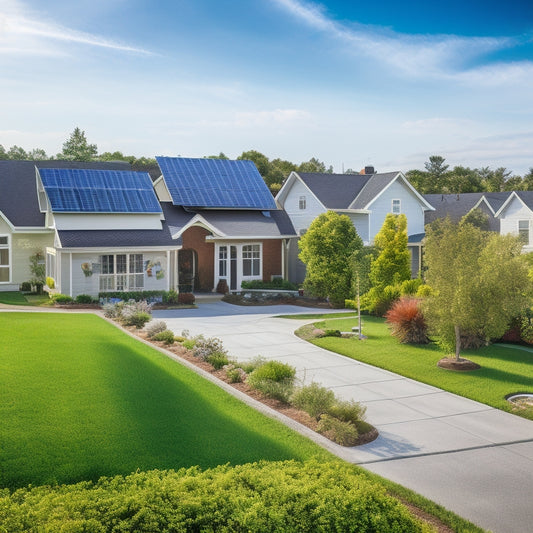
[276,167,435,282]
[0,157,295,297]
[424,191,533,251]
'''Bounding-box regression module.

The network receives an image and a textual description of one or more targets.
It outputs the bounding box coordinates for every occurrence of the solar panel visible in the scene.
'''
[156,157,277,210]
[38,168,162,213]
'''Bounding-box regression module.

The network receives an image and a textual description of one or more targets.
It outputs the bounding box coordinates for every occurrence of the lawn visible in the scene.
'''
[0,312,330,489]
[303,314,533,420]
[0,291,50,306]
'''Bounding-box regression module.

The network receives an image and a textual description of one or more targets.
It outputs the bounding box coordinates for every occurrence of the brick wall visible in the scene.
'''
[181,226,214,291]
[262,240,282,281]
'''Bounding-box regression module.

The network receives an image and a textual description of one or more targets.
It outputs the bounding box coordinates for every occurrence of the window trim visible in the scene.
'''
[0,235,11,284]
[299,195,306,210]
[99,253,144,292]
[242,243,261,278]
[392,199,401,214]
[518,220,530,245]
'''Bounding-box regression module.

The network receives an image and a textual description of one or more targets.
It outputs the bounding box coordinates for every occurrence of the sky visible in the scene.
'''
[1,0,533,175]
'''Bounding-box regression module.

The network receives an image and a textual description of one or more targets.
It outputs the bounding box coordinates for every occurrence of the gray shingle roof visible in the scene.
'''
[0,160,130,227]
[298,173,372,209]
[514,191,533,212]
[350,172,400,209]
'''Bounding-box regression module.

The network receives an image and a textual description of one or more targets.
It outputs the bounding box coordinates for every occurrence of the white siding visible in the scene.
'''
[367,179,426,242]
[281,179,325,234]
[345,213,369,244]
[53,213,162,231]
[499,196,533,252]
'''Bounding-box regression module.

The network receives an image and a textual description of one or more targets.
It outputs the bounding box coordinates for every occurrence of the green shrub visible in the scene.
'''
[322,329,342,337]
[192,336,226,360]
[327,399,367,425]
[399,278,422,295]
[45,276,55,289]
[317,414,359,446]
[145,320,168,339]
[52,294,73,304]
[75,294,94,304]
[152,330,175,345]
[239,356,267,373]
[247,361,296,403]
[206,352,231,370]
[225,365,245,383]
[182,339,196,350]
[0,461,427,532]
[122,311,151,329]
[162,289,179,304]
[291,383,335,420]
[416,284,432,298]
[20,281,32,292]
[241,278,299,291]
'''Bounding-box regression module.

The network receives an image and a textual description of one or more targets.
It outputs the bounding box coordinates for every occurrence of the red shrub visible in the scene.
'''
[178,292,195,305]
[385,297,428,344]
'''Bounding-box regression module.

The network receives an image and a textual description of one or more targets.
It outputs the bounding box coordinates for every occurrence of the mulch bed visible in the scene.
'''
[437,357,481,371]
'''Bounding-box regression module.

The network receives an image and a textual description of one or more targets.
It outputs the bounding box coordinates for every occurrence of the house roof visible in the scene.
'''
[156,156,277,210]
[0,160,131,228]
[349,172,401,209]
[38,167,161,214]
[424,192,510,226]
[297,173,373,209]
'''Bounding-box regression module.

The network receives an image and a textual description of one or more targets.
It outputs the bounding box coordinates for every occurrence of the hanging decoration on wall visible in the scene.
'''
[81,262,93,277]
[145,259,165,280]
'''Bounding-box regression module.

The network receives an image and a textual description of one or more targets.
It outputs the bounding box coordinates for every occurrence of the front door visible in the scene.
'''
[178,249,197,292]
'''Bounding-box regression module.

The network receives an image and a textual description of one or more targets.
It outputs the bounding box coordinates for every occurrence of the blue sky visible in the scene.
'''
[1,0,532,174]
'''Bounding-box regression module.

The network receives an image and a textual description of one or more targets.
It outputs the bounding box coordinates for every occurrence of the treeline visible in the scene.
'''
[2,129,532,193]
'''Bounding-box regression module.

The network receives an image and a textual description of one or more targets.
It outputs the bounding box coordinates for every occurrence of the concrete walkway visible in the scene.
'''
[154,301,533,533]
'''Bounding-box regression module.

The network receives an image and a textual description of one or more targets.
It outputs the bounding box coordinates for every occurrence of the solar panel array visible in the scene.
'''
[156,157,277,210]
[38,168,162,213]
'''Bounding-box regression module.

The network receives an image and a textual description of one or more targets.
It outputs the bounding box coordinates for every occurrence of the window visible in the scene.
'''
[242,244,261,277]
[392,199,401,214]
[99,254,144,291]
[0,236,9,283]
[299,196,306,210]
[218,245,228,277]
[519,220,529,244]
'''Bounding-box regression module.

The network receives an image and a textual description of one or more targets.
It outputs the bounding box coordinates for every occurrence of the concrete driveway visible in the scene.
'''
[155,301,533,533]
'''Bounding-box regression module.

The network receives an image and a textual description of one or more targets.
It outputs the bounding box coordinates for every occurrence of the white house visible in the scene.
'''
[276,167,435,282]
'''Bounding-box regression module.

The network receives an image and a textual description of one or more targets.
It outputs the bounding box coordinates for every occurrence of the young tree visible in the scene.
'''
[424,218,532,361]
[57,127,98,161]
[299,211,363,307]
[424,155,449,193]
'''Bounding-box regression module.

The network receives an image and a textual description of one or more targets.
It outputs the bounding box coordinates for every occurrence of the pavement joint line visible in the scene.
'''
[355,437,533,465]
[372,407,495,426]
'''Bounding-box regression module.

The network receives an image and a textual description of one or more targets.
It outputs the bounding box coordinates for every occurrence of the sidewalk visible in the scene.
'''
[155,302,533,533]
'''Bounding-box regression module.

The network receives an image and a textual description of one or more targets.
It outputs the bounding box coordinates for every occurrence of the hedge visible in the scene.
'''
[0,460,428,532]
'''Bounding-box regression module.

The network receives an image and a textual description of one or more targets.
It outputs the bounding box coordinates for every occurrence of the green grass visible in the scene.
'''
[301,315,533,420]
[0,291,50,306]
[0,313,330,489]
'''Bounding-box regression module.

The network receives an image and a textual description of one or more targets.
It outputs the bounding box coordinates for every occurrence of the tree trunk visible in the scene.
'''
[454,324,461,361]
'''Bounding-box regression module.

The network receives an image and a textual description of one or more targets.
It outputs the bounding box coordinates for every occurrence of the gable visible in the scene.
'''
[156,156,276,210]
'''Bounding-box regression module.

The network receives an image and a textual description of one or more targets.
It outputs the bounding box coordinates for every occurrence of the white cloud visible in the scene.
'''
[0,0,152,56]
[270,0,522,82]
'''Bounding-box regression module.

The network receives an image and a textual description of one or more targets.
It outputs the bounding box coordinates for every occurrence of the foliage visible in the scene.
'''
[29,251,45,284]
[241,278,299,290]
[247,360,296,403]
[461,208,490,231]
[520,315,533,344]
[177,292,195,305]
[423,218,532,359]
[114,300,153,328]
[99,290,167,302]
[291,382,335,419]
[317,414,359,446]
[122,311,151,328]
[299,211,363,306]
[20,282,32,292]
[206,352,231,370]
[0,460,429,533]
[239,356,267,374]
[322,329,342,337]
[162,289,179,304]
[0,313,330,489]
[145,320,168,339]
[192,335,227,361]
[45,276,55,289]
[385,297,429,344]
[365,214,411,315]
[327,399,367,425]
[57,127,98,161]
[224,364,246,383]
[152,330,175,345]
[52,293,73,304]
[75,294,95,304]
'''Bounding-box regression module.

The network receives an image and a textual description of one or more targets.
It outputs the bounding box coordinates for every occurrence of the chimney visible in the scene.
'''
[364,166,375,175]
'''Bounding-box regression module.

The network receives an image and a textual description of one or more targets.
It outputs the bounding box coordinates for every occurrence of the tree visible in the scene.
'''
[7,145,28,160]
[460,208,490,231]
[424,155,449,193]
[27,148,49,160]
[0,145,7,160]
[423,218,532,361]
[57,127,98,161]
[446,165,483,193]
[298,157,333,174]
[238,150,270,178]
[299,211,362,307]
[405,169,430,194]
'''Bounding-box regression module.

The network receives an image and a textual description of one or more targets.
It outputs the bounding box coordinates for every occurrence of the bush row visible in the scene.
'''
[0,460,427,532]
[99,290,195,305]
[241,278,300,291]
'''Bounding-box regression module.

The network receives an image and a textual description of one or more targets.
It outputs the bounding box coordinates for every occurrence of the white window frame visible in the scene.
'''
[242,244,261,278]
[518,220,530,245]
[218,245,228,278]
[99,253,144,292]
[0,235,10,283]
[392,199,401,214]
[299,195,307,210]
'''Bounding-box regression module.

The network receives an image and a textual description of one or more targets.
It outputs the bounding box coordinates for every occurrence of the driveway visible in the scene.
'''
[155,301,533,533]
